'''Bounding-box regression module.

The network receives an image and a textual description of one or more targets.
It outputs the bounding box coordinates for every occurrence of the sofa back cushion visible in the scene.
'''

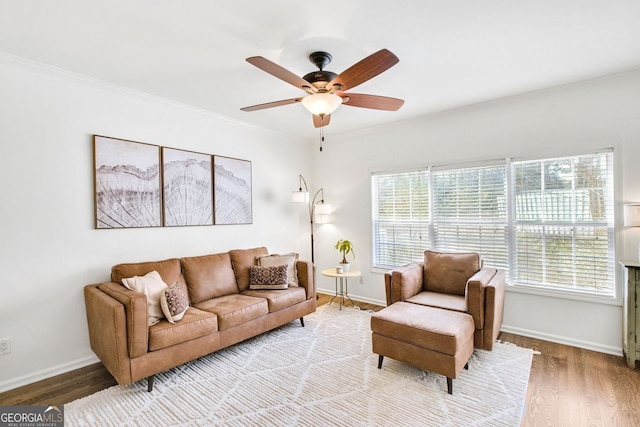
[228,247,269,291]
[181,253,238,303]
[111,258,185,289]
[423,250,481,296]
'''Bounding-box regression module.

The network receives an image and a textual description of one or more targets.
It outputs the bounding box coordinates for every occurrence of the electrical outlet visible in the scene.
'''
[0,337,11,355]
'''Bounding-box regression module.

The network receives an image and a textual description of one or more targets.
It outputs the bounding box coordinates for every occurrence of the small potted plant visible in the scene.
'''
[335,239,355,272]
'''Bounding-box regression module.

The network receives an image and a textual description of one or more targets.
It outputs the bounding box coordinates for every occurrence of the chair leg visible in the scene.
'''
[147,375,154,392]
[299,317,305,327]
[447,377,453,395]
[377,355,384,369]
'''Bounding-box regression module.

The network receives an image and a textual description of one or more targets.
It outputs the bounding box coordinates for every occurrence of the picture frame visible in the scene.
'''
[162,147,213,226]
[213,156,253,225]
[93,135,162,229]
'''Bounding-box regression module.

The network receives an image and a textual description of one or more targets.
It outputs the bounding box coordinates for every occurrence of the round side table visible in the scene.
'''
[321,268,362,310]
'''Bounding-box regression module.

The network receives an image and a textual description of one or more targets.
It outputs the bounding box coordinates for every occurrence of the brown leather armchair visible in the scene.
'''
[383,250,506,351]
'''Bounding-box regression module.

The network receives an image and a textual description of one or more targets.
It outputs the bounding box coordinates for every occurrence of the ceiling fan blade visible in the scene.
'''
[341,93,404,111]
[241,97,303,112]
[313,114,331,128]
[246,56,315,92]
[329,49,399,92]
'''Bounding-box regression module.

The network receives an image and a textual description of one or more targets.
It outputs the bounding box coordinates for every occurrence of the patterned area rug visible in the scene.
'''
[67,304,533,426]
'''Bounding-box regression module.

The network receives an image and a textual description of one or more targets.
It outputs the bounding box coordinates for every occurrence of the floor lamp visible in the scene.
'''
[292,175,331,264]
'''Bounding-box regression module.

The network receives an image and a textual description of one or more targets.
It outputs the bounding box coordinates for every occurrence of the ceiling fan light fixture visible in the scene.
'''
[301,93,342,116]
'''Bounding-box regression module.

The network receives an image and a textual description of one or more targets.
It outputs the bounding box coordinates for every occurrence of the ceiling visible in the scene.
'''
[1,0,639,141]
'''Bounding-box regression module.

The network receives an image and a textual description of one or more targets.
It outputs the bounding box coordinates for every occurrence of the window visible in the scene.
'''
[511,153,614,295]
[372,150,615,297]
[432,165,508,269]
[372,171,429,269]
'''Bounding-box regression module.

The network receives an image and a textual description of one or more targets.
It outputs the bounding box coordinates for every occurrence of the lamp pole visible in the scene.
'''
[308,188,325,264]
[292,175,331,264]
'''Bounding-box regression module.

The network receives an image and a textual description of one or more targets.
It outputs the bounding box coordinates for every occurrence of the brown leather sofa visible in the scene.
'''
[84,247,315,391]
[383,250,506,351]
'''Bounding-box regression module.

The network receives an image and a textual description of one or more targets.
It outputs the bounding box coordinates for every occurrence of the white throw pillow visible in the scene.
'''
[257,253,299,286]
[122,270,168,325]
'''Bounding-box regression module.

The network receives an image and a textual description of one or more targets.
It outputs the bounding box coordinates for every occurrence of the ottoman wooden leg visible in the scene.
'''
[378,355,384,369]
[447,377,453,395]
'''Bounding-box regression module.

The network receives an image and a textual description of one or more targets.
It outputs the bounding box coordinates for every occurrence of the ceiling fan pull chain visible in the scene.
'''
[320,125,324,152]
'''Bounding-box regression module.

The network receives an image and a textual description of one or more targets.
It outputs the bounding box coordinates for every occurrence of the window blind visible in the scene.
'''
[372,171,429,269]
[511,152,614,294]
[432,165,508,269]
[371,150,615,297]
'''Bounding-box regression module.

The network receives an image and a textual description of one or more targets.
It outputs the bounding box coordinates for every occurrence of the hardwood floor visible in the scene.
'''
[2,293,639,426]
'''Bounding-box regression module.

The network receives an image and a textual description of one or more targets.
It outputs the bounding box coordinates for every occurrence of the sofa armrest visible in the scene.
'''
[296,260,315,300]
[482,269,506,350]
[465,267,505,334]
[96,282,149,358]
[84,285,132,385]
[384,262,424,306]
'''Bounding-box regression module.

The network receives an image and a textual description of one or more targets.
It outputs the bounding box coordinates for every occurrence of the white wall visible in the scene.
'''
[0,54,311,392]
[312,70,640,355]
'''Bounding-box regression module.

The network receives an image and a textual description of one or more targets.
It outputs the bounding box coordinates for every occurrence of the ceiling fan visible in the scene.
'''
[240,49,404,129]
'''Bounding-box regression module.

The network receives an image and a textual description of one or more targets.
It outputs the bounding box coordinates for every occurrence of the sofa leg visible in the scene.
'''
[446,377,453,395]
[147,375,154,392]
[300,317,305,327]
[464,362,469,370]
[377,355,384,369]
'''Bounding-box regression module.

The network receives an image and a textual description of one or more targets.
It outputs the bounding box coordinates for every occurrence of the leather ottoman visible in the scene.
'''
[371,301,475,394]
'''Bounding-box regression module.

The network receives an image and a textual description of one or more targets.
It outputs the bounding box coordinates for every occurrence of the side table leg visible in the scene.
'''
[329,277,339,306]
[344,278,356,308]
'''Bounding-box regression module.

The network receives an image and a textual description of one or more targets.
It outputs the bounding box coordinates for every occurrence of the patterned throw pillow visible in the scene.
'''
[257,253,299,286]
[249,265,288,290]
[160,281,189,324]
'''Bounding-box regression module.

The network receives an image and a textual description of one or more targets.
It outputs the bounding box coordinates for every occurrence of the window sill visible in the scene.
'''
[506,283,621,306]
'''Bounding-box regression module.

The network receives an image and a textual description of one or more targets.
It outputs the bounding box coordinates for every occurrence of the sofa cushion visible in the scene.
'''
[181,253,238,304]
[249,265,288,289]
[148,307,218,351]
[229,247,269,291]
[242,287,306,312]
[257,253,299,286]
[111,258,185,289]
[160,281,189,324]
[424,250,481,296]
[406,291,467,313]
[195,294,268,331]
[121,270,168,326]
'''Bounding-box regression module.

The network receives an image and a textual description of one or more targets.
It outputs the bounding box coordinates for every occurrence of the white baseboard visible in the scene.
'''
[316,287,386,308]
[0,354,100,394]
[500,324,623,357]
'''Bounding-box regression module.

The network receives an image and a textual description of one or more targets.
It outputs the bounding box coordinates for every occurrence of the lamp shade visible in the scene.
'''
[315,214,331,224]
[301,93,342,116]
[624,204,640,227]
[315,202,332,215]
[292,190,309,203]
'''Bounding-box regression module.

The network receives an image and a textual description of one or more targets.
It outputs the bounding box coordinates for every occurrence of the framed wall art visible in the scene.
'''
[213,156,252,225]
[162,147,213,226]
[93,135,162,229]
